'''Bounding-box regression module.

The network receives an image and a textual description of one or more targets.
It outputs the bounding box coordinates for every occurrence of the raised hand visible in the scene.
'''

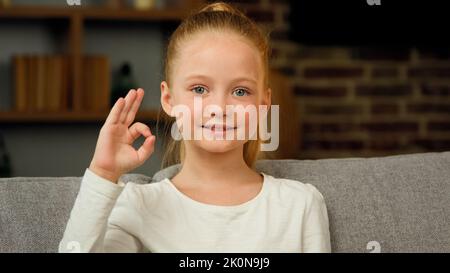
[88,88,156,183]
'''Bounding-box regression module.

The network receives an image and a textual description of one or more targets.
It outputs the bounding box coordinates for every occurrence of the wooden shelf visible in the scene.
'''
[0,110,161,123]
[0,2,205,124]
[0,5,194,21]
[84,7,193,21]
[0,6,71,19]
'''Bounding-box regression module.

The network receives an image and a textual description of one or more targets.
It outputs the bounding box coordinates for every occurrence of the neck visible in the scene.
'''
[174,142,258,188]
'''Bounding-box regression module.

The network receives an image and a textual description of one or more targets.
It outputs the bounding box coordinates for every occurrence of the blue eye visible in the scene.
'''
[191,86,207,95]
[233,88,249,97]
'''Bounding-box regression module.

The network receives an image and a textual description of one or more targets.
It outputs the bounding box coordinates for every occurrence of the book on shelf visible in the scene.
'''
[81,55,111,112]
[11,54,111,114]
[12,54,69,113]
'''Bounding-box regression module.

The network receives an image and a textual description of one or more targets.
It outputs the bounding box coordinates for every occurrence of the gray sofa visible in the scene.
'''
[0,151,449,253]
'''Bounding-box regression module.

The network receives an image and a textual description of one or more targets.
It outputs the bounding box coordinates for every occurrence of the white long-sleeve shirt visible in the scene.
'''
[59,167,331,253]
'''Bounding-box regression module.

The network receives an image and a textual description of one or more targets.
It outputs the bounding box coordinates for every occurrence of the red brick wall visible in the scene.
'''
[228,0,450,159]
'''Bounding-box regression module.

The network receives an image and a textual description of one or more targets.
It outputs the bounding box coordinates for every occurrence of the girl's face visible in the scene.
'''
[161,31,271,154]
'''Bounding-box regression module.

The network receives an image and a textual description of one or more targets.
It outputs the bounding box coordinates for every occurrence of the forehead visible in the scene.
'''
[174,31,262,83]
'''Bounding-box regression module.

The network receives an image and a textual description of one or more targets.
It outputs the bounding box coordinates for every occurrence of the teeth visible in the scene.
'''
[202,125,236,130]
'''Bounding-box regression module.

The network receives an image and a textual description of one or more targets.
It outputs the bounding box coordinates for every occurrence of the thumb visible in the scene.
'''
[137,135,156,163]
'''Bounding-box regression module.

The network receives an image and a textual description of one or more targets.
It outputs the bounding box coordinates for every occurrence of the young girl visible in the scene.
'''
[59,2,331,253]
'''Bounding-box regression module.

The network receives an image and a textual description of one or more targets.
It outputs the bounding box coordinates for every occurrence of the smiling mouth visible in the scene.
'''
[201,124,238,131]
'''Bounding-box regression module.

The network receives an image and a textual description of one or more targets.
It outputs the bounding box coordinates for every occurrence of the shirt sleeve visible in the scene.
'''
[301,184,332,253]
[58,168,144,253]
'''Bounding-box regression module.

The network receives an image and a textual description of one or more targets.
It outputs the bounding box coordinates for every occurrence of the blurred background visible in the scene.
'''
[0,0,449,178]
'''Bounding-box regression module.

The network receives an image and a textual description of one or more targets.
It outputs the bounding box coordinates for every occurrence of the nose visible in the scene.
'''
[208,91,229,119]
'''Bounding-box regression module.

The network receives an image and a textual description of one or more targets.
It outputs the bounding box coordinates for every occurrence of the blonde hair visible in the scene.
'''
[158,1,272,170]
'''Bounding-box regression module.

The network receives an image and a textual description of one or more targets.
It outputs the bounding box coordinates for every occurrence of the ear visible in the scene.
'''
[160,81,174,117]
[264,87,272,111]
[261,87,272,118]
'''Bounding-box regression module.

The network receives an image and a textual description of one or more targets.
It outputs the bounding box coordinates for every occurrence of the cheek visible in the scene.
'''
[237,104,259,128]
[192,103,203,127]
[172,92,193,113]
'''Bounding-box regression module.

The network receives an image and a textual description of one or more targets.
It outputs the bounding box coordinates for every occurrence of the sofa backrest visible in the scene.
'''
[1,152,449,252]
[153,152,450,253]
[0,174,150,253]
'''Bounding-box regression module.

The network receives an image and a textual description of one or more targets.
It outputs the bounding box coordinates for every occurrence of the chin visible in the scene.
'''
[194,139,246,153]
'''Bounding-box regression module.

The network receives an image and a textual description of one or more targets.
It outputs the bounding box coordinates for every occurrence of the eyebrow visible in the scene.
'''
[185,74,258,85]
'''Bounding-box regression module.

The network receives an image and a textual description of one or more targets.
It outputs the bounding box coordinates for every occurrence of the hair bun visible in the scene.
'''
[198,2,246,17]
